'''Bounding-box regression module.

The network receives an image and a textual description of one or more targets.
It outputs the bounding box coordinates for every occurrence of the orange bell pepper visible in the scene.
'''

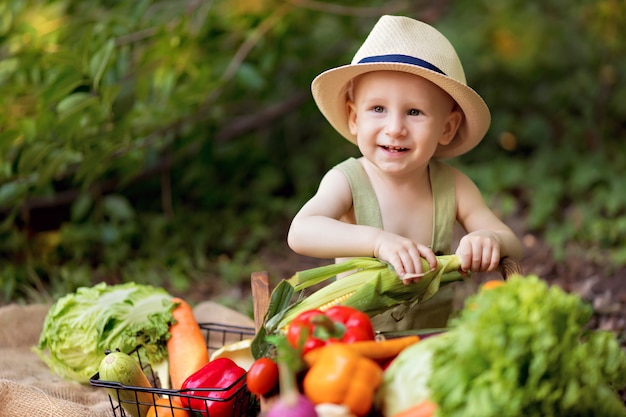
[302,343,382,417]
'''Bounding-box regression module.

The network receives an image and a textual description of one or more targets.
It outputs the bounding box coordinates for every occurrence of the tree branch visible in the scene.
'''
[3,91,309,217]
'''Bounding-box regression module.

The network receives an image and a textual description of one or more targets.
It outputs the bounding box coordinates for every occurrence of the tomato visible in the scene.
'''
[246,357,279,396]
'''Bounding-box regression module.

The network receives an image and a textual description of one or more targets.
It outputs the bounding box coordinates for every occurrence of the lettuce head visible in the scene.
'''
[35,282,176,384]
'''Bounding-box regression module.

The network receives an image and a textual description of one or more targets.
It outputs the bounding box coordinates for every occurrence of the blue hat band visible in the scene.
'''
[357,54,446,76]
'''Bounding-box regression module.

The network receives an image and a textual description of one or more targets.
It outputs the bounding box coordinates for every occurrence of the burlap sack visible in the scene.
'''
[0,301,254,417]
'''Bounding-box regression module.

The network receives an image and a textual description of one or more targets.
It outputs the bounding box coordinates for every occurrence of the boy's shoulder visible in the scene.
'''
[430,159,468,183]
[331,157,367,189]
[333,156,361,170]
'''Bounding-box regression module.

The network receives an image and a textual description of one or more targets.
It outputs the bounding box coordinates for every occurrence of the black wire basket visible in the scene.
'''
[90,322,259,417]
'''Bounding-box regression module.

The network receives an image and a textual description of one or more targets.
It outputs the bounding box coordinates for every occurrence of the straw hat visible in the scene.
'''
[311,15,491,159]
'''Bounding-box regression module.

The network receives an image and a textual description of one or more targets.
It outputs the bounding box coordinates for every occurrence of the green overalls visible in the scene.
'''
[334,157,456,331]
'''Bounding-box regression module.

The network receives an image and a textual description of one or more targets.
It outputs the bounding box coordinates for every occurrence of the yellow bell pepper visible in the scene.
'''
[303,343,382,417]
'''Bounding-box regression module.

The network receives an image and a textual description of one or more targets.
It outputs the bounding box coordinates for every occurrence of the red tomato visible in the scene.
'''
[246,357,279,396]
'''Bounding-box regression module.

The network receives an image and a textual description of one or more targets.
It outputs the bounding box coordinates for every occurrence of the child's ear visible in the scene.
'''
[347,100,358,135]
[439,108,463,146]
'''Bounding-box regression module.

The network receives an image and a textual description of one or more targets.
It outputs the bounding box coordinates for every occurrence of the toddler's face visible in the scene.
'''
[346,71,461,172]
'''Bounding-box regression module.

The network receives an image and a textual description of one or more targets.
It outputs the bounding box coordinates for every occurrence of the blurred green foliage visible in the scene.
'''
[0,0,625,306]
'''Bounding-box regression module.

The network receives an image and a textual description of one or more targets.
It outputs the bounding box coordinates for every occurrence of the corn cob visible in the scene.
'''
[252,255,464,359]
[318,292,355,312]
[271,255,464,331]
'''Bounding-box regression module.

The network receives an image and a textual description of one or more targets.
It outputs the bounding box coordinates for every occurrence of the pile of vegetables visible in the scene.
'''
[34,263,626,416]
[36,282,251,417]
[252,261,626,417]
[248,304,422,417]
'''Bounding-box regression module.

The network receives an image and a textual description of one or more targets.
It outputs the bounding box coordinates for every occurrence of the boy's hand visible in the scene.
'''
[455,230,501,274]
[373,232,437,284]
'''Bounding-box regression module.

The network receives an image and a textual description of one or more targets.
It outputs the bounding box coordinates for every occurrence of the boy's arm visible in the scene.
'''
[287,168,386,258]
[288,168,436,277]
[453,168,523,273]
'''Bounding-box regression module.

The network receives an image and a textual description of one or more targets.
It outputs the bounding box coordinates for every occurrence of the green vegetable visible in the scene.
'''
[377,275,626,417]
[375,332,451,416]
[98,350,154,417]
[35,282,176,384]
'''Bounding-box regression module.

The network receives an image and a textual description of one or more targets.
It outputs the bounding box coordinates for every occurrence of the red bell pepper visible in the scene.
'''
[180,357,246,417]
[286,305,375,354]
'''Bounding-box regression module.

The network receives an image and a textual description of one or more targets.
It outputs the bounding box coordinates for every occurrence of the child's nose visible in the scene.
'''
[385,113,407,137]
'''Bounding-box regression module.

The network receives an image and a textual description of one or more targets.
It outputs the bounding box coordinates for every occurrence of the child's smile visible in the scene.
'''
[380,145,409,153]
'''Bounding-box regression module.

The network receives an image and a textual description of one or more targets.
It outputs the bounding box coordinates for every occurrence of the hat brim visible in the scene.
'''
[312,62,491,159]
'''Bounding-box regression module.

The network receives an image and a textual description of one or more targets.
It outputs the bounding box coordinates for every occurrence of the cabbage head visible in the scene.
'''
[35,282,176,384]
[375,332,452,416]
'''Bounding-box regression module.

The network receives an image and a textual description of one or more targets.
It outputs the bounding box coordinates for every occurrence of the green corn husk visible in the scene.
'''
[252,255,465,359]
[277,255,463,329]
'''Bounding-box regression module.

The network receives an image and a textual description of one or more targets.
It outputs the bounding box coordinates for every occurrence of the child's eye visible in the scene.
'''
[408,109,421,116]
[373,105,384,113]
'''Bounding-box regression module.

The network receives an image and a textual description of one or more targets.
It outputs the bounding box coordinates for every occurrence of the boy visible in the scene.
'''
[288,15,522,329]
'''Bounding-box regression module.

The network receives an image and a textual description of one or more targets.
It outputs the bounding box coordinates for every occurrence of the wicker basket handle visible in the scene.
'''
[251,271,271,333]
[498,256,524,279]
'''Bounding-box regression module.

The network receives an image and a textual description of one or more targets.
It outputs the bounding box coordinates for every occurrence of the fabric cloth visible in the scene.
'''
[0,301,254,417]
[334,157,457,331]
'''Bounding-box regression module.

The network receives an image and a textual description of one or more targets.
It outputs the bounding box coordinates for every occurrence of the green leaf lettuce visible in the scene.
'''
[35,282,176,384]
[377,275,626,417]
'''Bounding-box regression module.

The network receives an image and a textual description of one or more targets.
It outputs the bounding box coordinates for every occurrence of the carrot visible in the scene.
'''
[345,335,420,360]
[167,297,210,389]
[391,400,437,417]
[481,280,505,290]
[303,336,420,366]
[146,397,190,417]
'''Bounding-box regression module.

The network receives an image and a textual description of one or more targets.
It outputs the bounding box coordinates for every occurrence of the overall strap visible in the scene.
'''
[429,159,456,255]
[334,158,383,228]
